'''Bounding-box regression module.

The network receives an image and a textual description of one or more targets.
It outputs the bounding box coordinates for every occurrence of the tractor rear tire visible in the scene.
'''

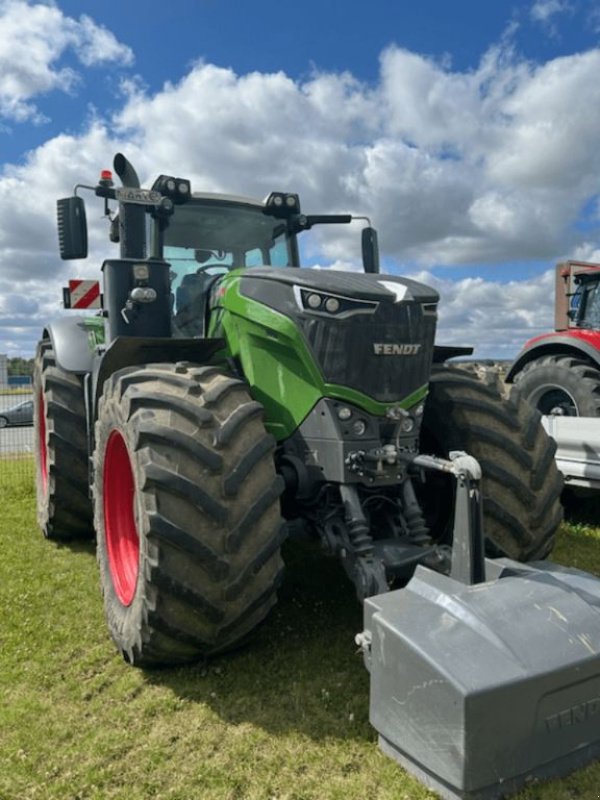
[512,354,600,416]
[33,340,93,540]
[93,362,285,667]
[419,366,563,561]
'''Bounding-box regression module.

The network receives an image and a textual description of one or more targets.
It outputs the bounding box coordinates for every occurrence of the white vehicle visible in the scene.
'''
[542,415,600,490]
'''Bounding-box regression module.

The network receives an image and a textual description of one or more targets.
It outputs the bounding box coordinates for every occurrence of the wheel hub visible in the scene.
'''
[103,430,139,606]
[38,390,48,493]
[530,384,579,416]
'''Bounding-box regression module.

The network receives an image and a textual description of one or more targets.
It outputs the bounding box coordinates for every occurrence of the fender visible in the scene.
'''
[92,335,226,413]
[433,345,474,363]
[43,316,95,374]
[506,331,600,382]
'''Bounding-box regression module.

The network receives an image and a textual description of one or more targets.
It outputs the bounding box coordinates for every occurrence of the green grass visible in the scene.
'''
[0,388,31,396]
[0,456,34,495]
[2,478,600,800]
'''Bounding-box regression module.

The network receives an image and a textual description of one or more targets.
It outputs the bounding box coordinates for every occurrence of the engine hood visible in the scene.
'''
[238,267,439,305]
[229,266,438,404]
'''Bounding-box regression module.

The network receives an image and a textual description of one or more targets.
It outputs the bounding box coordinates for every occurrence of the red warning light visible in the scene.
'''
[100,170,113,181]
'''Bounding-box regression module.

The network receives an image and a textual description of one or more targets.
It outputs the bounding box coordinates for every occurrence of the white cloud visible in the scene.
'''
[0,0,133,122]
[75,14,134,68]
[530,0,572,25]
[570,242,600,262]
[2,21,600,357]
[407,269,556,358]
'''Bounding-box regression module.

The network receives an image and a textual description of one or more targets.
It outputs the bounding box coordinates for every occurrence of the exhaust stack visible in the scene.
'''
[113,152,146,260]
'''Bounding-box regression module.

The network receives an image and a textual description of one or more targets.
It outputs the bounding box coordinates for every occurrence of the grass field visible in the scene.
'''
[0,388,31,396]
[2,474,600,800]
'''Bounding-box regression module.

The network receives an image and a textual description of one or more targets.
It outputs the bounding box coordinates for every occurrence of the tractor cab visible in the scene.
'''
[160,192,382,338]
[58,160,380,340]
[568,269,600,329]
[553,260,600,332]
[161,195,298,337]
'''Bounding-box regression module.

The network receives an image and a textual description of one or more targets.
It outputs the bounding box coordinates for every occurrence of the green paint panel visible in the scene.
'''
[209,273,429,440]
[209,275,324,438]
[84,316,105,349]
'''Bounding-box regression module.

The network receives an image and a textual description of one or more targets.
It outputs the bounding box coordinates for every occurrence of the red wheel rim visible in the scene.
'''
[103,430,139,606]
[38,390,48,494]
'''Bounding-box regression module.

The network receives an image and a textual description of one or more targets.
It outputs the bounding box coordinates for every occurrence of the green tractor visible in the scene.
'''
[35,152,561,662]
[34,154,600,800]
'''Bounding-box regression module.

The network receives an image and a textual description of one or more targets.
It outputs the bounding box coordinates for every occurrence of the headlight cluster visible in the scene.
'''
[336,405,369,437]
[295,287,377,318]
[385,401,425,434]
[334,400,424,440]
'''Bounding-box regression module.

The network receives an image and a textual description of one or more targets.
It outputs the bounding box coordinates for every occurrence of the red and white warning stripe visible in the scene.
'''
[68,279,101,309]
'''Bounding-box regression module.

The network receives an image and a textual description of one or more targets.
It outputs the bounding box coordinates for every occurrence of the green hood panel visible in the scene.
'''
[208,272,431,440]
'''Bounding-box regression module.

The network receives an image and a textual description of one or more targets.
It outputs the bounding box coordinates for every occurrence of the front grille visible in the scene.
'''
[300,300,436,402]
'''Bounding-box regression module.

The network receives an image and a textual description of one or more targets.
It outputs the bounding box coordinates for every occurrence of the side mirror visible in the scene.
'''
[362,227,380,274]
[57,196,88,260]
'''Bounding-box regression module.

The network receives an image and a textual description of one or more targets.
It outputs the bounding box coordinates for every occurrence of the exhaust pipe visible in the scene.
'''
[114,153,141,189]
[113,152,146,260]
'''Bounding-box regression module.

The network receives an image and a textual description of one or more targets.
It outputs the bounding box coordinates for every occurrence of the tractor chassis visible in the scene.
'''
[306,449,484,601]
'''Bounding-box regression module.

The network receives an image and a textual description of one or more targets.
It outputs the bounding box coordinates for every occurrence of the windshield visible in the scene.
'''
[573,278,600,329]
[164,197,292,272]
[163,197,295,337]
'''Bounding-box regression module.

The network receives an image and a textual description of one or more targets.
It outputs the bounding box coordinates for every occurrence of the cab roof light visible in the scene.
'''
[152,174,192,204]
[264,191,301,218]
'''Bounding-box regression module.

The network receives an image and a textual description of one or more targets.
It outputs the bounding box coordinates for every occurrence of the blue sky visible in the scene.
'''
[6,0,599,162]
[1,0,600,357]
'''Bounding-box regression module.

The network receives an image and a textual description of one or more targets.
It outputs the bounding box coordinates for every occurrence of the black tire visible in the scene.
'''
[33,340,93,540]
[93,362,285,667]
[0,416,8,428]
[512,354,600,416]
[418,366,563,561]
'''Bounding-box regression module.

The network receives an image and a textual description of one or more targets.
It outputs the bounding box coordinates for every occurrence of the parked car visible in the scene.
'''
[0,398,33,428]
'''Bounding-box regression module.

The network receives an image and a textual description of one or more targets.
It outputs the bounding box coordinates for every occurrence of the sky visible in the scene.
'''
[1,0,600,359]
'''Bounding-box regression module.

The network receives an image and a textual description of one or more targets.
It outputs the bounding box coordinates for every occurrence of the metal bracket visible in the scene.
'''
[411,450,486,586]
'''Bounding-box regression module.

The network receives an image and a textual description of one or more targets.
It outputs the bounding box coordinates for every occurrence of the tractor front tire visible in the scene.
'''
[419,366,563,561]
[512,354,600,416]
[33,340,93,540]
[93,362,285,667]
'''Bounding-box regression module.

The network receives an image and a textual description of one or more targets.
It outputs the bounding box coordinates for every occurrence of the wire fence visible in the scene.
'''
[0,381,34,494]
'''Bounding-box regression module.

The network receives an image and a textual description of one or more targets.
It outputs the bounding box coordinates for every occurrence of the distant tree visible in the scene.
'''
[7,357,34,377]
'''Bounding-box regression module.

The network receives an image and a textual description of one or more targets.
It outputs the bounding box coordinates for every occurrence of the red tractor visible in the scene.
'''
[506,260,600,416]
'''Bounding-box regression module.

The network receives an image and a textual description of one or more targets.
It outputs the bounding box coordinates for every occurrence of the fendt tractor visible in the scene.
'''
[506,261,600,490]
[34,155,600,800]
